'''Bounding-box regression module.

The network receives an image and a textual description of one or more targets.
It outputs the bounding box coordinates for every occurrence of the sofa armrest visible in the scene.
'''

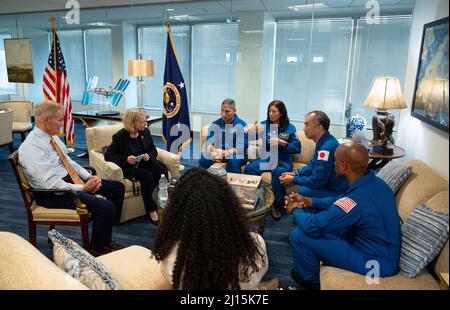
[156,147,180,177]
[89,150,124,181]
[97,245,172,290]
[0,232,88,289]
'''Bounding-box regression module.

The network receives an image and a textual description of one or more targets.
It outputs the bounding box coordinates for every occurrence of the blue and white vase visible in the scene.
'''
[346,114,367,140]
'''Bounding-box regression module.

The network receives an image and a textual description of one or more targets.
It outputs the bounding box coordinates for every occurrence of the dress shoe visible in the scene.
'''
[107,241,125,251]
[89,246,112,257]
[290,268,319,290]
[271,208,281,221]
[149,212,159,226]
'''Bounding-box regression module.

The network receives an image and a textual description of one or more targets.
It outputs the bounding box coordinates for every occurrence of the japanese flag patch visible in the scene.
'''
[317,150,330,161]
[334,197,357,213]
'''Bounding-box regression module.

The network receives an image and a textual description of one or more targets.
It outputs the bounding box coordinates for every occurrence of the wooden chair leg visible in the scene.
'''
[80,215,90,250]
[29,223,37,246]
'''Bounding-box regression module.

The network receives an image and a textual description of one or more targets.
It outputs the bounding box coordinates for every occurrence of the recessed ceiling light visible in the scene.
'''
[287,3,327,11]
[166,8,174,12]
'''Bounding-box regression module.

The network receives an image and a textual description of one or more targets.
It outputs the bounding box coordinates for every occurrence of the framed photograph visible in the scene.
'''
[3,38,34,83]
[411,16,449,133]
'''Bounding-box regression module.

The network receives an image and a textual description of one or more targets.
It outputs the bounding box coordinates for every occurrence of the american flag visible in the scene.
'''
[43,30,74,145]
[334,197,357,213]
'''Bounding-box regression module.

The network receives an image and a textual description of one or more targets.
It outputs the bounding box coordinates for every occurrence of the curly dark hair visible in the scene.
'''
[152,167,266,290]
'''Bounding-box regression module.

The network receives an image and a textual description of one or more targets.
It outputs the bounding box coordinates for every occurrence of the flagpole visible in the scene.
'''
[48,16,58,102]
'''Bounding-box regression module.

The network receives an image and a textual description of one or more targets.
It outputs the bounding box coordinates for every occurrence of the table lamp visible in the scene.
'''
[128,54,154,110]
[364,76,407,154]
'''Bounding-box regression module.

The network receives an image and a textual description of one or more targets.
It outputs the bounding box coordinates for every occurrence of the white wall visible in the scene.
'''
[396,0,449,180]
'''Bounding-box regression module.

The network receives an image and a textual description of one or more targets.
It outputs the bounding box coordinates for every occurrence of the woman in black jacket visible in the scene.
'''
[105,109,168,225]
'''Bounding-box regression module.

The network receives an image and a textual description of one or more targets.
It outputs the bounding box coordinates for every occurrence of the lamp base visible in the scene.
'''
[371,110,395,144]
[372,144,394,155]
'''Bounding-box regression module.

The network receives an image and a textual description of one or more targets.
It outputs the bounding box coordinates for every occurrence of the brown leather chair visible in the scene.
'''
[8,151,90,249]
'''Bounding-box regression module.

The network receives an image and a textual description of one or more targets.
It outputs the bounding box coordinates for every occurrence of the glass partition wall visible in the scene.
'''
[0,0,413,128]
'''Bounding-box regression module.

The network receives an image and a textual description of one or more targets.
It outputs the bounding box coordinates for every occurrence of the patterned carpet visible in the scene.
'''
[0,120,296,286]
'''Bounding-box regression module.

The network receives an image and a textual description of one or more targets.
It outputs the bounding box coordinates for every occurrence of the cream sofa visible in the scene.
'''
[0,231,171,290]
[320,160,449,290]
[86,124,180,223]
[200,125,316,184]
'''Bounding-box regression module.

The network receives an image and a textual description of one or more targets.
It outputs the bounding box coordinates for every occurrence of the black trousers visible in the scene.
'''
[35,179,125,249]
[126,159,168,213]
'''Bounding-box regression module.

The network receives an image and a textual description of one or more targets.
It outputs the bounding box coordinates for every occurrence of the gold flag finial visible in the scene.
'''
[48,16,56,29]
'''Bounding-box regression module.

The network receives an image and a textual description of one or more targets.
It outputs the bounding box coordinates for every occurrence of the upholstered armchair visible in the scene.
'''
[200,125,315,184]
[86,124,180,223]
[0,100,33,142]
[0,109,14,153]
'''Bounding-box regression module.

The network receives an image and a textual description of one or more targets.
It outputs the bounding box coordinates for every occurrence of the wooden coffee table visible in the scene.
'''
[153,181,274,235]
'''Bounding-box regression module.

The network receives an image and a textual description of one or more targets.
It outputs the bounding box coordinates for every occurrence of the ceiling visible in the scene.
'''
[0,0,414,30]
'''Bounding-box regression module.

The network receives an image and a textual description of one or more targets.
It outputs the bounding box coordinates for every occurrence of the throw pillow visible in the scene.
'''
[377,162,412,194]
[399,204,449,278]
[48,230,121,290]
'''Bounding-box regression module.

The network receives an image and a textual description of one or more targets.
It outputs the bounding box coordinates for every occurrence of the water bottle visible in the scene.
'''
[158,174,168,208]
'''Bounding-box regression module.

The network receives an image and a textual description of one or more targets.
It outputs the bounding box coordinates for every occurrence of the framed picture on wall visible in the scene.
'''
[411,16,449,133]
[3,38,35,83]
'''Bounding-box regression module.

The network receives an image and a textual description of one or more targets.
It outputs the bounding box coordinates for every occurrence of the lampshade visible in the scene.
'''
[417,78,449,113]
[364,77,407,111]
[128,59,154,77]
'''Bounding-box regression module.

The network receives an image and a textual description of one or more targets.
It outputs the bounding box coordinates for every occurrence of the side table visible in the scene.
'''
[368,143,406,170]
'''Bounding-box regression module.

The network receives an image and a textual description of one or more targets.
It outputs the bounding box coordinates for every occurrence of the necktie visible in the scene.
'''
[50,137,85,185]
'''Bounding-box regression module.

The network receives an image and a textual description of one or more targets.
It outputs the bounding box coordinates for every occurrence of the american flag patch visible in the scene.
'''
[334,197,357,213]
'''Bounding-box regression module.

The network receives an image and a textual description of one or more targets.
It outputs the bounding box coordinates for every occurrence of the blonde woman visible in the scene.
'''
[105,109,168,225]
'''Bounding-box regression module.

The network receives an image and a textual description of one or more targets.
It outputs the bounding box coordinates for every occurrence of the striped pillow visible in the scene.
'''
[377,162,412,194]
[399,204,449,278]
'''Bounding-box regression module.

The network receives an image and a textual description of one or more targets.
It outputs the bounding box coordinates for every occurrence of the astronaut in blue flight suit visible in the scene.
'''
[285,143,401,289]
[199,98,248,173]
[279,111,347,199]
[245,100,301,218]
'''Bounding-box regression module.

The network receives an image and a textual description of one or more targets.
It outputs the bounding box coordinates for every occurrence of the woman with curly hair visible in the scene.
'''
[152,167,268,290]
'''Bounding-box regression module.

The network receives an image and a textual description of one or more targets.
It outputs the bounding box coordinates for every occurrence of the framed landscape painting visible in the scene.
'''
[3,38,34,83]
[411,16,449,133]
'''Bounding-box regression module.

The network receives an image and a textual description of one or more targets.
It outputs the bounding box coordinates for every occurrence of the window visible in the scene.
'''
[274,19,354,123]
[139,25,190,110]
[58,30,85,101]
[349,16,412,124]
[0,33,16,95]
[85,28,113,104]
[191,23,238,113]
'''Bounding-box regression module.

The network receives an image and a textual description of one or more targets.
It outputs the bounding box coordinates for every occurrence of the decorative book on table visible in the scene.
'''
[227,173,264,210]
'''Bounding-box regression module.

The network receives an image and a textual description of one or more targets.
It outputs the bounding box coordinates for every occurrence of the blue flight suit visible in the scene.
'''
[245,120,301,206]
[293,131,347,198]
[289,171,401,289]
[199,114,248,173]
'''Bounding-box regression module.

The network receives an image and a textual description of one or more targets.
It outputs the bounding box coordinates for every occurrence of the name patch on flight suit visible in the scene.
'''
[334,197,357,213]
[317,150,330,161]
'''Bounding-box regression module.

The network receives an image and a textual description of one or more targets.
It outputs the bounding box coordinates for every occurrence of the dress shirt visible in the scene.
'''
[18,127,91,192]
